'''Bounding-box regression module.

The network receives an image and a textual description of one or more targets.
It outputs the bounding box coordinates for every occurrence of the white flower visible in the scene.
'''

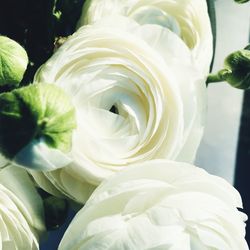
[32,16,206,203]
[0,165,45,250]
[59,160,248,250]
[78,0,213,74]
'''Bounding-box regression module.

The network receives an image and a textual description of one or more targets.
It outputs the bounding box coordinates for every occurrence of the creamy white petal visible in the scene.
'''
[32,17,206,203]
[59,160,248,250]
[0,165,45,249]
[12,139,72,171]
[79,0,213,74]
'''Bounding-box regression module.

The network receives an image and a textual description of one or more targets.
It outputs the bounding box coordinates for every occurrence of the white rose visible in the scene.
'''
[59,160,248,250]
[78,0,213,74]
[31,16,206,203]
[0,165,45,250]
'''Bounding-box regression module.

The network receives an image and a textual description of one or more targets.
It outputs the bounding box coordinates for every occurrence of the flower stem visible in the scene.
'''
[206,73,224,84]
[206,69,232,85]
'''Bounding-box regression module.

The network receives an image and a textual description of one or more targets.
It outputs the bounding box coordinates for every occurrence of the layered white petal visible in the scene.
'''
[13,139,72,171]
[79,0,213,74]
[31,16,206,203]
[59,160,248,250]
[0,165,45,249]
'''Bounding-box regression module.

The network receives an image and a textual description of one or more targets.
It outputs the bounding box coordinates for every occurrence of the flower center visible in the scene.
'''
[109,105,119,115]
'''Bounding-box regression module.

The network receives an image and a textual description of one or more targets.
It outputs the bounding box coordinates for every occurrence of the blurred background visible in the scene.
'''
[196,0,250,246]
[196,0,250,185]
[0,0,250,249]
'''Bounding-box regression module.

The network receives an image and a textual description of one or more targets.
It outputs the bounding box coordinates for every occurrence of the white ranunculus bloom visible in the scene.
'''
[59,160,248,250]
[31,16,206,203]
[0,165,45,250]
[78,0,213,74]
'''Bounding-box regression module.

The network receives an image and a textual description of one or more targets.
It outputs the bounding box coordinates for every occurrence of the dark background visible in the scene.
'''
[0,0,85,85]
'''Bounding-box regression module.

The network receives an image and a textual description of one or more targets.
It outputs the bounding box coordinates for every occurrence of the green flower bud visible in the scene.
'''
[0,36,28,89]
[234,0,249,3]
[0,83,76,171]
[207,46,250,89]
[223,48,250,89]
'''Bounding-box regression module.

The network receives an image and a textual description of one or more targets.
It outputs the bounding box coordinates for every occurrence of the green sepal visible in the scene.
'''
[0,83,76,160]
[223,48,250,89]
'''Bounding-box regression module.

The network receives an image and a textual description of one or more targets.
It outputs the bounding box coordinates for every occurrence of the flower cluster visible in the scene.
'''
[0,0,249,249]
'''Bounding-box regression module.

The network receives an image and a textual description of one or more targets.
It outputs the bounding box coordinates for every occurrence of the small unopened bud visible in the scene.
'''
[207,45,250,89]
[0,36,28,89]
[223,47,250,89]
[0,83,76,171]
